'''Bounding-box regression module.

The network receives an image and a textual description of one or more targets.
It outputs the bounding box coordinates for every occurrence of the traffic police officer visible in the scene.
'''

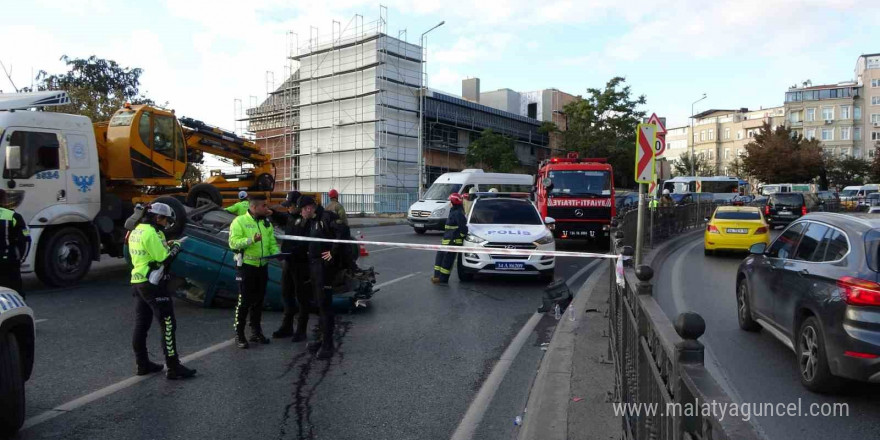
[228,194,280,349]
[0,189,30,295]
[225,191,250,216]
[129,202,196,379]
[269,191,312,341]
[305,198,346,359]
[325,189,348,226]
[431,193,468,284]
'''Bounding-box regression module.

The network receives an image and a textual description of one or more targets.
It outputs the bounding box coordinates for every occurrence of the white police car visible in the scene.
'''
[0,288,35,437]
[458,194,556,281]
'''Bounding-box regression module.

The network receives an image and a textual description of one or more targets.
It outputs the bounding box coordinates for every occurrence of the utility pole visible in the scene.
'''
[417,21,445,199]
[690,93,707,176]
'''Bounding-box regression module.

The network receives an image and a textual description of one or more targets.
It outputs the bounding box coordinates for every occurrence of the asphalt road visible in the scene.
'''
[653,232,880,440]
[15,224,606,440]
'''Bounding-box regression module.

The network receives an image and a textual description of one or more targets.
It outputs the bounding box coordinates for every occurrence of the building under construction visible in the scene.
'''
[246,9,421,195]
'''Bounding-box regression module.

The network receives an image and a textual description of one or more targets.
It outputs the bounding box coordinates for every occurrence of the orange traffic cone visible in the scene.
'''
[358,231,369,256]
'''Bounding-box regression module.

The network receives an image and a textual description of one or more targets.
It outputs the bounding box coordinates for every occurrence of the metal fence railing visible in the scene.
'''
[320,193,414,214]
[605,219,760,440]
[616,202,716,251]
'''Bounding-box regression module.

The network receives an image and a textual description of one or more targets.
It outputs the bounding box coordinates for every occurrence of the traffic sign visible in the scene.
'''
[647,113,667,157]
[635,123,656,184]
[695,179,702,193]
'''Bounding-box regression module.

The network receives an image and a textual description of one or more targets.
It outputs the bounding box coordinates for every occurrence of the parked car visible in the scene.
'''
[703,206,770,255]
[0,288,35,437]
[816,191,841,212]
[166,206,375,312]
[736,213,880,392]
[762,192,822,228]
[858,192,880,212]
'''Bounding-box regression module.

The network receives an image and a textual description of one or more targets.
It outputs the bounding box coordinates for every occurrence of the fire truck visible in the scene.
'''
[534,153,615,243]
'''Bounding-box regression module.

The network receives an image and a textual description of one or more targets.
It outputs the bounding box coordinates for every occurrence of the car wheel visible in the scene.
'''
[736,280,761,332]
[35,226,92,287]
[457,257,474,282]
[414,228,426,235]
[704,248,713,256]
[0,333,25,437]
[797,316,843,393]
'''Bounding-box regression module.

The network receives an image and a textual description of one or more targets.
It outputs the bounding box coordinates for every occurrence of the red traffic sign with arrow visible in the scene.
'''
[635,123,656,184]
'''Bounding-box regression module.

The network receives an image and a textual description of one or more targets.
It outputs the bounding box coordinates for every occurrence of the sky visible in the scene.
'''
[3,0,879,134]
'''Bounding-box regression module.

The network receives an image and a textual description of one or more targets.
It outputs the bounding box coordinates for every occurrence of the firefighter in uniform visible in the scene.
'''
[228,194,280,349]
[305,198,346,359]
[269,191,312,342]
[0,189,30,295]
[431,193,468,284]
[325,189,348,226]
[225,191,250,216]
[128,203,196,380]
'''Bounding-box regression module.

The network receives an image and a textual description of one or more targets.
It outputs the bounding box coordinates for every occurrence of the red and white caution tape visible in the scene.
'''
[276,234,618,260]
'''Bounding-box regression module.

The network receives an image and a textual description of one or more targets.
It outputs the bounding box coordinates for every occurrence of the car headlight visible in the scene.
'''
[533,234,554,245]
[432,208,447,217]
[465,233,486,244]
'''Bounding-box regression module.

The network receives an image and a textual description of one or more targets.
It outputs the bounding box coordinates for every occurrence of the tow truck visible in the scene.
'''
[0,91,293,286]
[534,153,615,244]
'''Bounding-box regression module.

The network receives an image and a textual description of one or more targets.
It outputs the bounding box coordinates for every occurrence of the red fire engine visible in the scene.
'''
[535,153,615,242]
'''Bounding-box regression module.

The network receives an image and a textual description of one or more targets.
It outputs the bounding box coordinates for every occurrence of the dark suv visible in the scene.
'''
[736,213,880,392]
[763,192,822,227]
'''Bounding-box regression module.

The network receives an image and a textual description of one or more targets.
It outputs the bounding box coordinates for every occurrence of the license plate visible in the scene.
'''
[414,223,425,228]
[779,210,792,215]
[726,228,748,234]
[563,230,596,237]
[496,262,525,271]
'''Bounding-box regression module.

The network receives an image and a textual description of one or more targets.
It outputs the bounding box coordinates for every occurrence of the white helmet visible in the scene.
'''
[149,202,174,218]
[662,189,670,195]
[238,191,248,200]
[488,188,499,193]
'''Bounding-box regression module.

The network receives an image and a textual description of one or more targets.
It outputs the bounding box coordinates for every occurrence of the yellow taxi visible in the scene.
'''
[704,206,771,256]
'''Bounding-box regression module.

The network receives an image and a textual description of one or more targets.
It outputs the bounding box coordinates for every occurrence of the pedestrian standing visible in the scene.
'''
[431,193,468,284]
[305,200,346,359]
[324,189,348,226]
[226,191,250,216]
[269,191,311,342]
[0,189,30,295]
[228,194,280,349]
[128,203,196,379]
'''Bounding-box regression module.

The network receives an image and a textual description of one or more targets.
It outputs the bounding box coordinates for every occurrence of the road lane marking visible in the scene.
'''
[23,271,419,431]
[34,319,48,324]
[670,240,702,315]
[450,259,602,440]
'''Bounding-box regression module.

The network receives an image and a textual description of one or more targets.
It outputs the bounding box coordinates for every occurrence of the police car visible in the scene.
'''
[458,193,556,281]
[0,288,34,437]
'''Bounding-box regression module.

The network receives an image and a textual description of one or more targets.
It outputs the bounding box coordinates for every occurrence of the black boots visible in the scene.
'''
[292,317,309,342]
[236,333,249,349]
[136,361,164,376]
[272,316,294,338]
[166,362,197,380]
[316,339,334,360]
[249,330,270,344]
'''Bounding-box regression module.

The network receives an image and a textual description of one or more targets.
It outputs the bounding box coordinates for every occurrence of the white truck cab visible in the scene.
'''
[408,170,534,234]
[0,288,35,436]
[1,92,102,285]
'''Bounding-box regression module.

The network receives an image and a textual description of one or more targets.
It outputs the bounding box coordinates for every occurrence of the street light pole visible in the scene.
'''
[417,20,445,199]
[690,93,707,176]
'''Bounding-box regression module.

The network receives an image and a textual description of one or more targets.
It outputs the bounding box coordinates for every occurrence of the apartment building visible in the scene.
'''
[689,107,786,175]
[856,53,880,156]
[783,83,863,158]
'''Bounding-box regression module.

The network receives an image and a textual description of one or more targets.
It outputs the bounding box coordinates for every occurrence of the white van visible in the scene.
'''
[407,170,534,234]
[840,184,879,201]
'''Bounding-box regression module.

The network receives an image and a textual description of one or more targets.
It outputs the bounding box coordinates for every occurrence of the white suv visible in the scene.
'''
[458,195,556,281]
[0,288,35,437]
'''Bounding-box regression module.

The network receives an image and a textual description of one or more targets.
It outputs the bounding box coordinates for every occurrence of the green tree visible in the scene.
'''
[537,121,558,135]
[465,129,520,172]
[672,152,714,177]
[559,77,646,188]
[727,156,747,177]
[870,142,880,183]
[742,122,822,183]
[825,155,869,188]
[28,55,160,122]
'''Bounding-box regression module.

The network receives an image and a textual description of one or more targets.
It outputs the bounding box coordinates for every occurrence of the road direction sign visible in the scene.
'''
[647,113,667,157]
[635,124,656,184]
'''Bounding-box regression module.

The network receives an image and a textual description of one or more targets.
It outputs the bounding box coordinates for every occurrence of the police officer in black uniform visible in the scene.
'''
[305,200,346,359]
[0,189,30,295]
[269,191,312,341]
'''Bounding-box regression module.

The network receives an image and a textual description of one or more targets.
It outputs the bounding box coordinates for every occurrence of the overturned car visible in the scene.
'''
[157,203,376,313]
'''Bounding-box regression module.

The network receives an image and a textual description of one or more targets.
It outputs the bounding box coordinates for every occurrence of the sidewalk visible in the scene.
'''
[348,216,409,229]
[517,264,621,440]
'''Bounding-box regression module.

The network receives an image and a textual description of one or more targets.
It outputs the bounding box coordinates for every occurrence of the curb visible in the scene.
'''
[348,219,409,229]
[644,228,705,269]
[517,261,608,440]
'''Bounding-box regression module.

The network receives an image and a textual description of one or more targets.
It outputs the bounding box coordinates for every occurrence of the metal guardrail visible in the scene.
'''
[320,193,414,214]
[606,207,760,440]
[616,202,717,250]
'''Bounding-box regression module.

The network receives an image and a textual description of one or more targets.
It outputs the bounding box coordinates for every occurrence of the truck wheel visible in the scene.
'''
[36,227,92,287]
[185,183,222,208]
[0,333,26,437]
[254,173,275,191]
[153,196,187,239]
